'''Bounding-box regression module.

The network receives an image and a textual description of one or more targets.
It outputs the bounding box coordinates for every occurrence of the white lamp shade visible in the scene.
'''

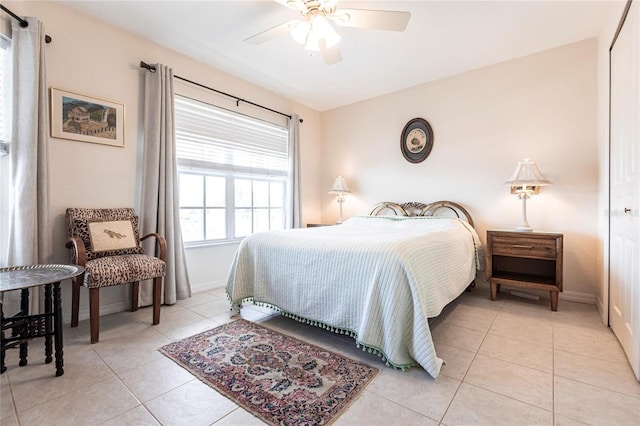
[328,176,350,194]
[505,159,552,188]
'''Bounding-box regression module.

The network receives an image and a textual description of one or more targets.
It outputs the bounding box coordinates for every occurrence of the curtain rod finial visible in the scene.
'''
[140,61,156,73]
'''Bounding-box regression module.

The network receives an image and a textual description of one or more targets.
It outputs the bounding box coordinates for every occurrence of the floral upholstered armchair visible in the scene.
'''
[65,208,166,343]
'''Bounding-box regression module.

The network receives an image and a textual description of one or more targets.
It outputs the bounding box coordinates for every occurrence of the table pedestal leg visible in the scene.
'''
[53,283,64,376]
[45,284,52,364]
[18,289,29,367]
[1,300,5,374]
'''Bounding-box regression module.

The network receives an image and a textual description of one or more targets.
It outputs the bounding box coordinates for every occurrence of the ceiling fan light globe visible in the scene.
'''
[311,16,341,48]
[322,28,341,48]
[311,16,333,37]
[290,21,311,45]
[304,31,321,51]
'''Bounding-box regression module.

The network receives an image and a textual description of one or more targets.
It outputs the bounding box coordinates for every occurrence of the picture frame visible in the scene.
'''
[400,117,433,163]
[50,88,125,147]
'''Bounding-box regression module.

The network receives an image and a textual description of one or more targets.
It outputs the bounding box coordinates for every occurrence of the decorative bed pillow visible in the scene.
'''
[88,220,139,252]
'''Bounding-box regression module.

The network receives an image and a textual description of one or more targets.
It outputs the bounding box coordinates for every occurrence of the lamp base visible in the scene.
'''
[515,193,533,232]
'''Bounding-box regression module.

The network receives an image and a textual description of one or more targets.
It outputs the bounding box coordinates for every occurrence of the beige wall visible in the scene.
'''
[321,39,599,302]
[1,1,322,322]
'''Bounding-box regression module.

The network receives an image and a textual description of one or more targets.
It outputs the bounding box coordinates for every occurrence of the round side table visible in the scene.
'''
[1,264,84,376]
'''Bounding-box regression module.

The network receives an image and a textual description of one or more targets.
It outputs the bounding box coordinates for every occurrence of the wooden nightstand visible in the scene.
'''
[306,223,336,227]
[486,230,563,311]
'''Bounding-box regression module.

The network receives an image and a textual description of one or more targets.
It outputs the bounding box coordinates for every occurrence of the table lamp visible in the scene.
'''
[505,159,552,232]
[328,176,350,224]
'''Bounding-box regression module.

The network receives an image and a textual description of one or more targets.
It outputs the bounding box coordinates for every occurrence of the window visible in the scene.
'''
[175,95,289,244]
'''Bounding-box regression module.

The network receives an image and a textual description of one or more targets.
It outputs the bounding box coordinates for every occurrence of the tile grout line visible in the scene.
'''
[85,344,148,425]
[439,293,558,423]
[6,373,21,426]
[210,407,249,425]
[459,382,554,417]
[359,390,443,424]
[94,343,190,426]
[10,370,119,422]
[551,324,640,401]
[552,370,640,401]
[437,293,503,424]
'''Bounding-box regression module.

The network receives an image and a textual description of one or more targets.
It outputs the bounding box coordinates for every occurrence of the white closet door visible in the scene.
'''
[610,0,640,381]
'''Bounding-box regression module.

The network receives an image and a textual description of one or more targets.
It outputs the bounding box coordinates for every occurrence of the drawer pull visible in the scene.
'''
[512,244,533,249]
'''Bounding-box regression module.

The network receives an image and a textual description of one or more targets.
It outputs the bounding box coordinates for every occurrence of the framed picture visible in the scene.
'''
[400,117,433,163]
[50,88,125,147]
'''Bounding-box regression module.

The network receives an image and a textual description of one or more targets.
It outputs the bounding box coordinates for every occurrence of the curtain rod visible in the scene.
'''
[140,61,302,123]
[0,5,52,43]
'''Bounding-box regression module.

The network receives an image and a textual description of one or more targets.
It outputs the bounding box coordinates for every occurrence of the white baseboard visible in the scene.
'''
[596,296,608,324]
[62,281,227,325]
[191,279,226,294]
[62,300,131,325]
[559,290,597,305]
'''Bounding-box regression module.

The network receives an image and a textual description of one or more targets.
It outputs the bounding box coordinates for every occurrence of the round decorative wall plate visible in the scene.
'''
[400,117,433,163]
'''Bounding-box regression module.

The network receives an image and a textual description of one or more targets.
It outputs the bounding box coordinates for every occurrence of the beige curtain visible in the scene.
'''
[286,113,301,228]
[4,17,52,315]
[140,63,191,305]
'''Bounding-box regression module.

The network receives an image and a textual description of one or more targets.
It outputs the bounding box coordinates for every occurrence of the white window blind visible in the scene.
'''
[175,95,288,175]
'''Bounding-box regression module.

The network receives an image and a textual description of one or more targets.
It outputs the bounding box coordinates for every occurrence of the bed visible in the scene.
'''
[225,201,483,378]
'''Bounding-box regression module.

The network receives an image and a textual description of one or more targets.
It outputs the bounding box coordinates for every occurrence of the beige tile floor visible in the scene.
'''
[1,284,639,426]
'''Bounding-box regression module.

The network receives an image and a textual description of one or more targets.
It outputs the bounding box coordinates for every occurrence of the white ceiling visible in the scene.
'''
[62,0,620,111]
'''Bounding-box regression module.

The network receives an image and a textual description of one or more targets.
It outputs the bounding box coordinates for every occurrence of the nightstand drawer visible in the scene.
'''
[491,235,557,258]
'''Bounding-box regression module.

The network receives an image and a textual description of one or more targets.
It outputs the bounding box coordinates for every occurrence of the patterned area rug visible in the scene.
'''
[159,319,379,425]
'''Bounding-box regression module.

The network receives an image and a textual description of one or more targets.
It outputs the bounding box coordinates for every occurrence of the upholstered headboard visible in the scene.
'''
[369,201,474,228]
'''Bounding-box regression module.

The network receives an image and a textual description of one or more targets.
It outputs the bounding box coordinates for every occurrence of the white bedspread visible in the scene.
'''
[225,216,482,378]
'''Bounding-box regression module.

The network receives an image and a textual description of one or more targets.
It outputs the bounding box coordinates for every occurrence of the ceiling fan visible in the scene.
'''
[244,0,411,65]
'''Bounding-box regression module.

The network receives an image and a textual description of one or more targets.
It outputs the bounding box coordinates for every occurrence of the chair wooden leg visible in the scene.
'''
[71,276,82,327]
[89,287,100,344]
[152,276,161,325]
[131,281,140,312]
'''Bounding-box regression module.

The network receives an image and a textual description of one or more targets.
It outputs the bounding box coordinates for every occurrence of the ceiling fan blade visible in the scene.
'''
[244,20,298,45]
[320,39,342,65]
[332,9,411,31]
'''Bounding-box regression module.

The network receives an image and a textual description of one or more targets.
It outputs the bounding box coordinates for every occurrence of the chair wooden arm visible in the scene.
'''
[65,237,87,267]
[141,233,167,262]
